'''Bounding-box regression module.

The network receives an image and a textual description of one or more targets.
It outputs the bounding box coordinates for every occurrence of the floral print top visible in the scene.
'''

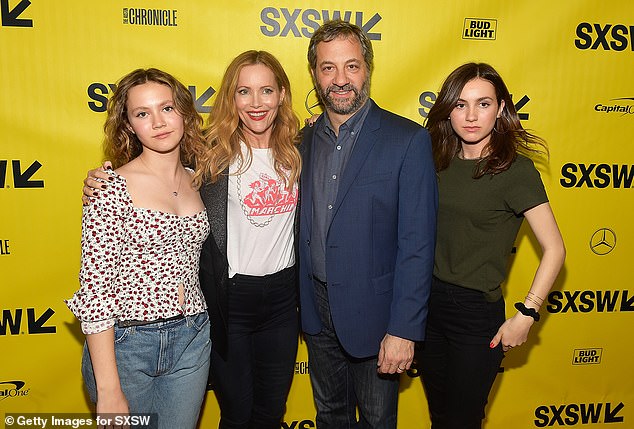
[66,172,209,334]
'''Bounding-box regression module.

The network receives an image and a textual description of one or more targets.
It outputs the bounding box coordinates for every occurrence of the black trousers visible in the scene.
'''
[419,277,505,429]
[211,266,299,429]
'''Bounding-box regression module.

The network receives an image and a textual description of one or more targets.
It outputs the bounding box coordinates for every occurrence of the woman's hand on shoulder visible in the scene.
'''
[82,161,114,206]
[304,114,321,127]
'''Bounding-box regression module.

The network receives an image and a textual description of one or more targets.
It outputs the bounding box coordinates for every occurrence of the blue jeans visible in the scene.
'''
[211,266,299,429]
[82,312,211,429]
[419,277,505,429]
[304,279,398,429]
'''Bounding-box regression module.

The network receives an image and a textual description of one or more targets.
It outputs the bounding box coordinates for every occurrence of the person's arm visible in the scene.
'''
[82,161,114,205]
[377,127,438,374]
[490,202,565,350]
[67,175,131,414]
[85,328,129,415]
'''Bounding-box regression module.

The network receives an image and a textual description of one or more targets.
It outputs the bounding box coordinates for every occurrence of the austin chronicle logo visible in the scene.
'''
[590,228,616,255]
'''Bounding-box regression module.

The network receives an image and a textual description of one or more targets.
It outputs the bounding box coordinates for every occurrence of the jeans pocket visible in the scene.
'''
[448,284,488,312]
[114,326,131,344]
[191,311,210,332]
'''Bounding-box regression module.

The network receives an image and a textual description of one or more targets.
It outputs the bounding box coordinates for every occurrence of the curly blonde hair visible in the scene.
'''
[193,51,301,189]
[103,68,206,169]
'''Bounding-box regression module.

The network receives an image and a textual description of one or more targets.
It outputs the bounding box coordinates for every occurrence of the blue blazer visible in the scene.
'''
[299,100,438,358]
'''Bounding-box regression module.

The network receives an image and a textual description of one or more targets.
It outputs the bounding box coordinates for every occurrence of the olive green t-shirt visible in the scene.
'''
[433,154,548,301]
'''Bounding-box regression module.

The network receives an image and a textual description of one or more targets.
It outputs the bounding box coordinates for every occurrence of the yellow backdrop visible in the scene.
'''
[1,1,632,428]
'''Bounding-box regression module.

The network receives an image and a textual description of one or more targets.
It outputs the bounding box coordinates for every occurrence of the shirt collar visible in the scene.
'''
[321,98,372,137]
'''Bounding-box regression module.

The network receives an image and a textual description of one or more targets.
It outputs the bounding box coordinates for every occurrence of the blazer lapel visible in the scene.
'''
[200,171,228,257]
[300,124,317,237]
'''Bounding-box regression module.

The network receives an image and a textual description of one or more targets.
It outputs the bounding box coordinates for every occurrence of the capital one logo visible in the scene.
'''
[0,381,29,401]
[590,228,616,255]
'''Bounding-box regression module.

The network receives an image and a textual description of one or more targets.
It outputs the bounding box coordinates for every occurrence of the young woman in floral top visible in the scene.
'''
[66,68,210,429]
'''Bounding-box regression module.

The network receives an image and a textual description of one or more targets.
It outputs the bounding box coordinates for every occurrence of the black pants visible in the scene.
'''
[419,277,505,429]
[211,266,299,429]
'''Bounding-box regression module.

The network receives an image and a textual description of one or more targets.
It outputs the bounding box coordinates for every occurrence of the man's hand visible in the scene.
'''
[377,333,414,374]
[82,161,113,206]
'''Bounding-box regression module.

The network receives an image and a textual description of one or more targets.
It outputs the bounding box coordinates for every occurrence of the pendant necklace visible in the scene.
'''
[139,156,184,197]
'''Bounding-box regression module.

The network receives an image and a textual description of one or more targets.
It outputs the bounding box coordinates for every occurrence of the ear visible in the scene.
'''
[280,86,286,105]
[497,99,505,118]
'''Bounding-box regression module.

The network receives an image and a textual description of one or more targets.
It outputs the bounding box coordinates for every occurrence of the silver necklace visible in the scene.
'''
[139,157,184,197]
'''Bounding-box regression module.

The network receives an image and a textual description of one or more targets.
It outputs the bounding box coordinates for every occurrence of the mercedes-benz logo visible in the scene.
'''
[590,228,616,255]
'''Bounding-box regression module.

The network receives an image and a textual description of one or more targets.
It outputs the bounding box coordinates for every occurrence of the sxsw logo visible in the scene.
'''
[546,290,634,313]
[0,308,56,335]
[0,160,44,189]
[1,0,32,27]
[282,420,315,429]
[534,402,624,426]
[560,163,634,188]
[87,83,215,114]
[418,92,530,120]
[0,381,29,401]
[575,22,634,51]
[463,18,497,40]
[260,8,381,40]
[572,348,602,365]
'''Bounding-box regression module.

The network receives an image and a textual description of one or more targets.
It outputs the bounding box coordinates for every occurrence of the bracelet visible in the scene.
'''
[527,291,544,303]
[525,295,542,307]
[514,302,540,322]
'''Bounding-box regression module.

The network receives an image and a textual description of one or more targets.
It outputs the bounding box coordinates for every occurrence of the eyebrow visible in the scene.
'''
[456,96,494,102]
[129,99,174,113]
[318,58,361,67]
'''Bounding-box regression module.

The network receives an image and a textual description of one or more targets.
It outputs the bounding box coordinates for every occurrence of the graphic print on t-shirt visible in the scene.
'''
[243,172,297,217]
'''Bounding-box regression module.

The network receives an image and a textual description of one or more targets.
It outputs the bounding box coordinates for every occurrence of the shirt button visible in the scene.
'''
[332,175,337,180]
[336,145,342,150]
[327,204,333,210]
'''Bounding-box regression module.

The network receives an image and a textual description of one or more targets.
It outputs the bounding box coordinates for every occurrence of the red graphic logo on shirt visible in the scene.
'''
[244,173,297,216]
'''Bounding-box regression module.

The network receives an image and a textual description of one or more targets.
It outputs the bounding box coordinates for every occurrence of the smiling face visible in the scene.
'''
[449,77,505,155]
[234,63,285,148]
[312,36,369,122]
[126,81,184,156]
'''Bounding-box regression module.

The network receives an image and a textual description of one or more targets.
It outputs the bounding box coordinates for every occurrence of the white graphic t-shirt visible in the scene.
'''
[227,142,297,277]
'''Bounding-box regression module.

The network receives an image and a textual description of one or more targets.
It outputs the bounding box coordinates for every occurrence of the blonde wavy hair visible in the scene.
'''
[193,51,301,189]
[103,68,206,169]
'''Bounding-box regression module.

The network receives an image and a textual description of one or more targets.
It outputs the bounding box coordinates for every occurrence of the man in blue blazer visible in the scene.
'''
[300,20,438,428]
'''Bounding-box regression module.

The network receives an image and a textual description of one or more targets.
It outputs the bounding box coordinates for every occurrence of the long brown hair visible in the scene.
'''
[425,62,546,178]
[193,50,301,189]
[103,68,205,169]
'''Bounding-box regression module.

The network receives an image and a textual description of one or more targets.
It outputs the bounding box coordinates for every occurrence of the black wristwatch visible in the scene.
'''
[514,302,540,322]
